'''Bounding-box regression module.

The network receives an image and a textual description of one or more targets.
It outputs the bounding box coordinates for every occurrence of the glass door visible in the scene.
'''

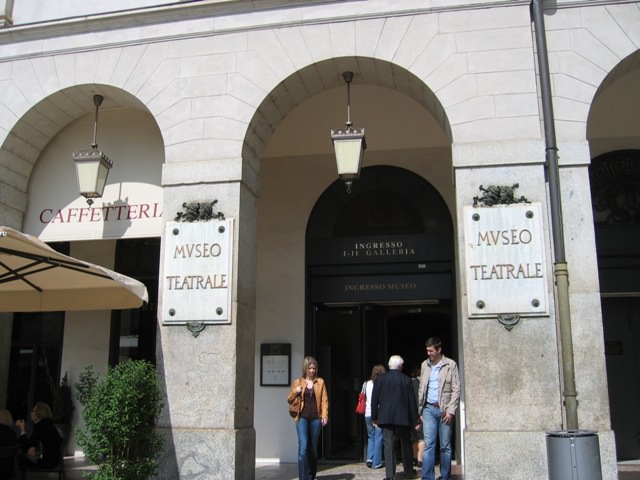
[602,296,640,460]
[311,302,453,461]
[7,312,64,422]
[312,304,408,461]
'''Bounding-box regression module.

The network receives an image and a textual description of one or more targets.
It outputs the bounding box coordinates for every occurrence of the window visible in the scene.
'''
[109,238,160,365]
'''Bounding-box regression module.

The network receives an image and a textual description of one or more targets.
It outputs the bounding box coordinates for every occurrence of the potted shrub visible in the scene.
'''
[51,372,75,423]
[49,371,76,456]
[75,360,163,480]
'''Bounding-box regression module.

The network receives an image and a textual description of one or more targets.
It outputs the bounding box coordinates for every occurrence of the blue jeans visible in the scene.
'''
[365,416,383,467]
[422,404,453,480]
[295,416,322,480]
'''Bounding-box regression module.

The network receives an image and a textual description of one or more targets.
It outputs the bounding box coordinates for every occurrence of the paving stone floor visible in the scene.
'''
[22,458,456,479]
[255,461,456,480]
[20,456,640,479]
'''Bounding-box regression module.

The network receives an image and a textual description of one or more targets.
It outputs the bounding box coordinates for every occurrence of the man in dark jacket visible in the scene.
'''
[371,355,419,480]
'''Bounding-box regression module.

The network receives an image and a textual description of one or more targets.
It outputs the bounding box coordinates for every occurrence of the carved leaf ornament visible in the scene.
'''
[174,200,225,222]
[472,183,529,207]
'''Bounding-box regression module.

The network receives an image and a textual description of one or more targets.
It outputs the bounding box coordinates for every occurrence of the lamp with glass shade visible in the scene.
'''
[330,71,366,193]
[72,94,112,205]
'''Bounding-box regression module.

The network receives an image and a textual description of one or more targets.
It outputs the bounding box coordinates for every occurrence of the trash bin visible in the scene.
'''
[546,429,602,480]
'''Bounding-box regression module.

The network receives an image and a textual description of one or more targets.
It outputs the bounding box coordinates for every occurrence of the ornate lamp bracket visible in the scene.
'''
[187,322,206,337]
[497,313,520,331]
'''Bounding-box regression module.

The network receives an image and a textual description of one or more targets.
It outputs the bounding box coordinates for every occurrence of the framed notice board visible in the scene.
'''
[260,343,291,386]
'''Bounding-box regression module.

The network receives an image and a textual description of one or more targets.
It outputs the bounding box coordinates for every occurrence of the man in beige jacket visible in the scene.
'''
[417,337,460,480]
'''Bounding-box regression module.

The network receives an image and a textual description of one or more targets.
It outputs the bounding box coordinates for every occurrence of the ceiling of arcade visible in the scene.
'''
[248,59,452,166]
[2,58,452,219]
[588,51,640,157]
[3,47,638,218]
[0,84,149,215]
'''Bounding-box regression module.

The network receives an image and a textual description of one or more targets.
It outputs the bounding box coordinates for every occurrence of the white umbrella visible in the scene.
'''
[0,226,149,312]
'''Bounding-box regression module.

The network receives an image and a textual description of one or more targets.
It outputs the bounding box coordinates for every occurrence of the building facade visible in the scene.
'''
[0,0,639,479]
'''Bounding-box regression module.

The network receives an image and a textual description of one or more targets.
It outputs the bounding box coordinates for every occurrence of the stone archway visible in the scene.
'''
[0,84,153,229]
[245,57,452,169]
[252,57,456,463]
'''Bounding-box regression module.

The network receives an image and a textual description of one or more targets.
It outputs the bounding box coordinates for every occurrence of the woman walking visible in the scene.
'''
[364,364,386,469]
[287,356,329,480]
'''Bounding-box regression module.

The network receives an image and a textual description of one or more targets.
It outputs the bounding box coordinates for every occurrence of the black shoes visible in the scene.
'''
[381,466,416,479]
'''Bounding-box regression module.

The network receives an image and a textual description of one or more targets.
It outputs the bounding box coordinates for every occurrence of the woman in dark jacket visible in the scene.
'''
[15,402,62,469]
[0,408,19,480]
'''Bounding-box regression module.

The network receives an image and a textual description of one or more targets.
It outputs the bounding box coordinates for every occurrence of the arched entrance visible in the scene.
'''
[2,84,164,455]
[590,149,640,461]
[254,57,454,464]
[305,165,456,460]
[587,48,640,463]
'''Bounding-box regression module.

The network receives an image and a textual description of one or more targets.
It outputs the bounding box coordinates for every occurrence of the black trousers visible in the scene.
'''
[382,424,413,479]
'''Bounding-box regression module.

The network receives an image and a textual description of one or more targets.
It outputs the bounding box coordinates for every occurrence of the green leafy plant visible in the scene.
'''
[50,371,75,424]
[75,361,163,480]
[75,365,98,408]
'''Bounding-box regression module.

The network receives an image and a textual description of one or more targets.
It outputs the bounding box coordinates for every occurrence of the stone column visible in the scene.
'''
[156,156,258,479]
[453,140,563,480]
[453,140,617,479]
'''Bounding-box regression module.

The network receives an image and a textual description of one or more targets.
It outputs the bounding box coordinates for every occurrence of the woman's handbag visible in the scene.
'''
[355,382,366,415]
[288,394,302,418]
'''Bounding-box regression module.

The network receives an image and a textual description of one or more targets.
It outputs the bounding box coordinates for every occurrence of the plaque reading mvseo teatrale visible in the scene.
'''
[160,219,233,324]
[464,203,548,318]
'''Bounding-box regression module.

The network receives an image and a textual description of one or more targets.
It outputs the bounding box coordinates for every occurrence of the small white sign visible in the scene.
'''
[262,355,289,385]
[464,203,548,317]
[160,219,233,324]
